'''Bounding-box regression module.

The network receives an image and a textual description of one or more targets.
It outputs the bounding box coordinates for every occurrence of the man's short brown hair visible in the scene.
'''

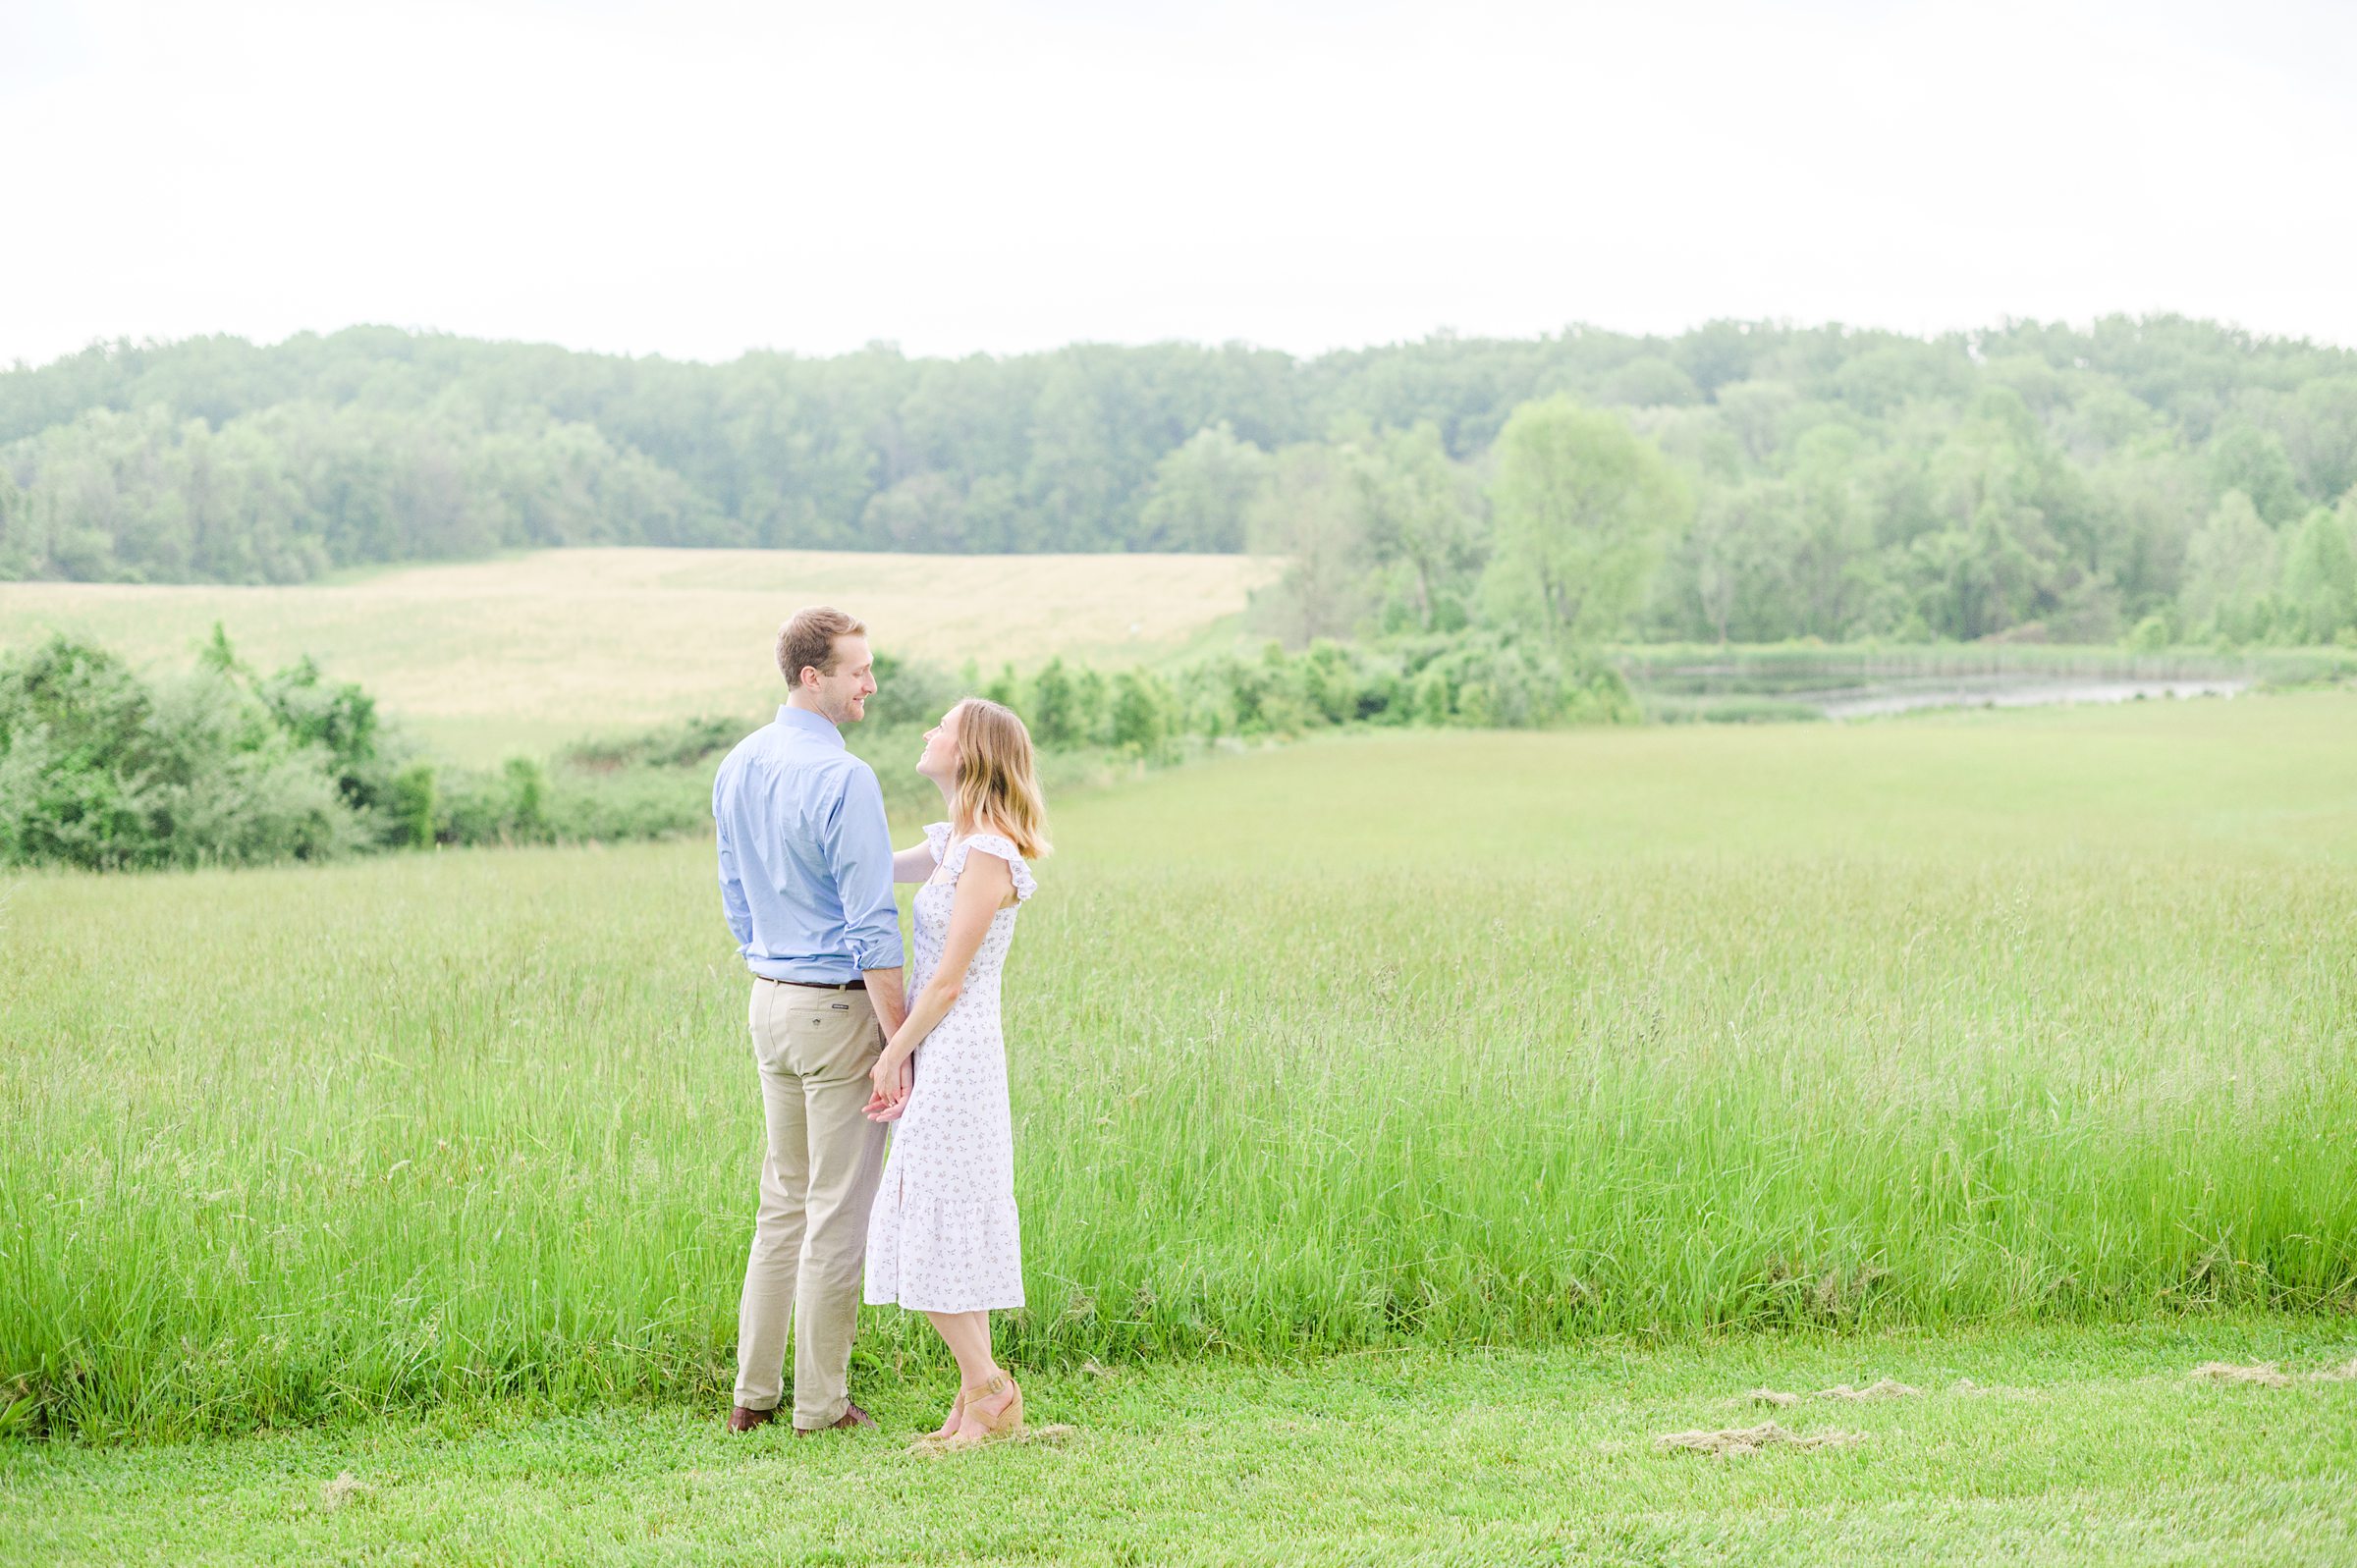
[776,607,867,688]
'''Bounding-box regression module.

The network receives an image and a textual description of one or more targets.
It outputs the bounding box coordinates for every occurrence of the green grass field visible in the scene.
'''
[7,1323,2353,1565]
[0,547,1279,761]
[6,690,2352,1459]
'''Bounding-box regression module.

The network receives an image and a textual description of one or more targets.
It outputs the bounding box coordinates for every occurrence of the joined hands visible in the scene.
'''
[865,1048,914,1122]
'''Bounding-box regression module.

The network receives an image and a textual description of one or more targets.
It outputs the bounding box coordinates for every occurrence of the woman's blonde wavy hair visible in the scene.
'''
[949,697,1052,859]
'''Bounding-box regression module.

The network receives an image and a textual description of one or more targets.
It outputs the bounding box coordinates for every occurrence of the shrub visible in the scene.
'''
[0,634,374,870]
[866,650,961,730]
[1110,669,1178,761]
[561,715,739,773]
[4,631,1644,873]
[387,762,438,848]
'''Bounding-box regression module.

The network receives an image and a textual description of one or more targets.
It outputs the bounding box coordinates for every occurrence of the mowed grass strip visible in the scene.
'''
[2,694,2353,1441]
[0,546,1279,757]
[4,1323,2354,1566]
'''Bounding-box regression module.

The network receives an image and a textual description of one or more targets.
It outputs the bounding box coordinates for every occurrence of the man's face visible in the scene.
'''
[807,634,876,725]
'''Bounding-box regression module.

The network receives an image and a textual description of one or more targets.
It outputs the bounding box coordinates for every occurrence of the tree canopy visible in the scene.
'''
[6,315,2357,644]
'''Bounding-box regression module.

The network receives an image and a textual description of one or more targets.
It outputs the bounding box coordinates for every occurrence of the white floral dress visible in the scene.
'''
[863,824,1035,1313]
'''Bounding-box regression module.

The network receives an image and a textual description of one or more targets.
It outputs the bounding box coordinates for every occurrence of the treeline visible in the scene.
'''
[1250,394,2357,651]
[0,402,705,584]
[1,627,1626,871]
[4,317,2355,644]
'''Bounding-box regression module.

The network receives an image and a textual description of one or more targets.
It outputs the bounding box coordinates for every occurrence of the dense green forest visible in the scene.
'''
[5,317,2355,645]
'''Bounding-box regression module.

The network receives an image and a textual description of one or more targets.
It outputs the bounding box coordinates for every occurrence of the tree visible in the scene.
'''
[1600,356,1700,407]
[1784,425,1877,635]
[1672,479,1801,643]
[0,465,28,578]
[2178,492,2280,643]
[1833,340,1973,417]
[2083,450,2205,619]
[2280,503,2357,643]
[1480,398,1691,641]
[1671,319,1760,398]
[1246,445,1368,645]
[2207,421,2306,526]
[1346,423,1482,631]
[1712,380,1800,466]
[1134,423,1268,552]
[860,472,967,551]
[2280,376,2357,506]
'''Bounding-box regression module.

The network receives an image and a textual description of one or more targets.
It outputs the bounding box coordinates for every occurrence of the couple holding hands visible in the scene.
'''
[713,606,1047,1447]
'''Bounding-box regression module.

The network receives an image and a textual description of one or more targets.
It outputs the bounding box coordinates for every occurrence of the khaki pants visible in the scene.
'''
[733,979,888,1429]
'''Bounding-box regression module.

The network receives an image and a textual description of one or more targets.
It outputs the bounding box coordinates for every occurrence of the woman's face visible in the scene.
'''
[918,706,960,782]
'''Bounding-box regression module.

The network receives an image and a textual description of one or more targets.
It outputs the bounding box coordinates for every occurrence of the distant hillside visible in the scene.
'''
[3,318,2353,647]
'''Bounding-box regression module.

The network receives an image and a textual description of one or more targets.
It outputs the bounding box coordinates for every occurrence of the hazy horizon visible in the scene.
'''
[6,0,2355,368]
[14,307,2357,376]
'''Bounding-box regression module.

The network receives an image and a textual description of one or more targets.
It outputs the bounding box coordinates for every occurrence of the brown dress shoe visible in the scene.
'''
[728,1404,781,1433]
[794,1402,877,1435]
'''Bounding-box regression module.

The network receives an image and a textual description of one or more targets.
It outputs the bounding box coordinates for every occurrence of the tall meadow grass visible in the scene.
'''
[4,692,2353,1440]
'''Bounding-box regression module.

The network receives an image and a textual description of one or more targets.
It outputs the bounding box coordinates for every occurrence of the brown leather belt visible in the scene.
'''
[761,975,865,991]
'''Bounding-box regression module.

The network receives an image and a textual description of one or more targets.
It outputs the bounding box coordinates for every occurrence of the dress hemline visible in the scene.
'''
[863,1290,1027,1313]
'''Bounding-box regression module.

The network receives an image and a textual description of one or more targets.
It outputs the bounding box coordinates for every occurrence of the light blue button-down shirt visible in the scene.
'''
[712,706,905,983]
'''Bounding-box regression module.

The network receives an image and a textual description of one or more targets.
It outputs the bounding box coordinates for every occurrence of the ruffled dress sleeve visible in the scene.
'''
[940,832,1038,903]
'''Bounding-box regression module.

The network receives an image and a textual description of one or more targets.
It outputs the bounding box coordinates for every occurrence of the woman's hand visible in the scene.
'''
[861,859,1005,1125]
[865,1045,913,1121]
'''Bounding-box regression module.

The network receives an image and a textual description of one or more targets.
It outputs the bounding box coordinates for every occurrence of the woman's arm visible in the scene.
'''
[891,838,939,884]
[866,851,1014,1119]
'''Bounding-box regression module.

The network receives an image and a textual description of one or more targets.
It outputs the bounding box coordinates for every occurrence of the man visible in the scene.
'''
[713,606,908,1434]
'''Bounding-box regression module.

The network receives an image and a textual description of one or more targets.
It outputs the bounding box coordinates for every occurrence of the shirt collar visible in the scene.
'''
[776,704,847,749]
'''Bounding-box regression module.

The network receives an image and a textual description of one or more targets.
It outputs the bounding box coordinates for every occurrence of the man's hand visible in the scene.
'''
[865,1049,913,1122]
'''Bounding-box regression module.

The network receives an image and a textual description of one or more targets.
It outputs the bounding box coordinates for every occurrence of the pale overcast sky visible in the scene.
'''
[4,0,2352,368]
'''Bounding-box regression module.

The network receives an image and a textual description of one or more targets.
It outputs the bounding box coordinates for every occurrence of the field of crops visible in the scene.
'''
[4,690,2353,1443]
[0,547,1279,760]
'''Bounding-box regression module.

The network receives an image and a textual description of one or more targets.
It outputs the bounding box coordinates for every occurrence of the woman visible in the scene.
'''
[862,696,1049,1447]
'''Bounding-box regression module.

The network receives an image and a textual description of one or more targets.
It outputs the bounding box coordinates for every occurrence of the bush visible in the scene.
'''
[1301,640,1360,726]
[3,632,1645,875]
[1027,658,1082,747]
[1382,632,1639,729]
[504,758,549,837]
[387,762,438,847]
[0,634,378,870]
[865,650,961,730]
[543,764,711,842]
[561,715,739,773]
[1110,669,1178,761]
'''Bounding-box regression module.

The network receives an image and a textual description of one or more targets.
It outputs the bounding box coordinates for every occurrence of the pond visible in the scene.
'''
[1811,675,2250,720]
[1629,660,2254,722]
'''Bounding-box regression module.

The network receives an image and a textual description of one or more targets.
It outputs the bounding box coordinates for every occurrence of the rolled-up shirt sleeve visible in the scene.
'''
[827,764,905,972]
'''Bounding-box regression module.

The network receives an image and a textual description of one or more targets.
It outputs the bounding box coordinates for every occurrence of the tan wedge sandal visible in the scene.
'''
[944,1372,1023,1448]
